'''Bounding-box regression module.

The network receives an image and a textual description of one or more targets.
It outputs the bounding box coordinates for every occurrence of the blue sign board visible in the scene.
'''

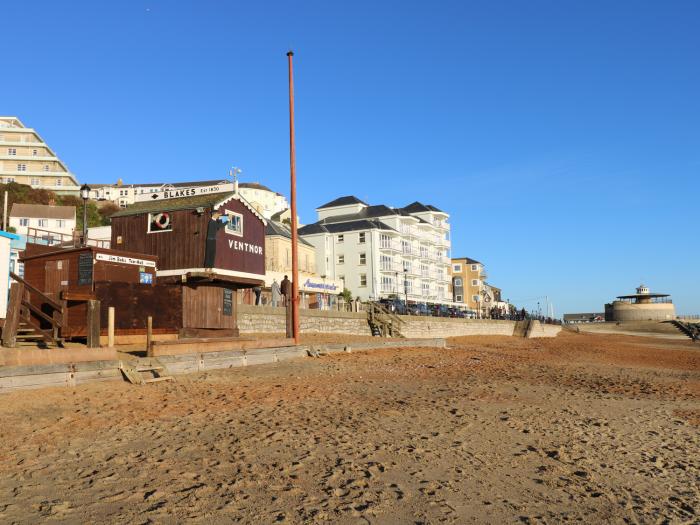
[139,272,153,284]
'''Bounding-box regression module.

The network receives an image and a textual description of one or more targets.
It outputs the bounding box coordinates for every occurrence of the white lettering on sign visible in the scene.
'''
[227,239,263,255]
[134,183,234,202]
[96,253,157,268]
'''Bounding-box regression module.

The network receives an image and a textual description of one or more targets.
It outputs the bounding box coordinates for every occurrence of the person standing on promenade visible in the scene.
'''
[281,275,291,307]
[271,278,281,307]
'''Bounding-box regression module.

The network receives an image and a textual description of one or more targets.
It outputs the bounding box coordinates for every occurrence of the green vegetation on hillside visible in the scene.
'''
[0,182,119,232]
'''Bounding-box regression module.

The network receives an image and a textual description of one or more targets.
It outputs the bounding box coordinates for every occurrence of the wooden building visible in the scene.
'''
[110,191,267,336]
[14,244,162,344]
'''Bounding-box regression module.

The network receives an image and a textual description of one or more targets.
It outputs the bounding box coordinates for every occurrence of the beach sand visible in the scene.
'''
[0,332,698,524]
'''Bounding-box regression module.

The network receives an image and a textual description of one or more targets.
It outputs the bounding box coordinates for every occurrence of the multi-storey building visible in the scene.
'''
[9,203,76,237]
[0,117,80,194]
[450,257,488,312]
[238,182,289,220]
[255,219,343,309]
[299,196,451,304]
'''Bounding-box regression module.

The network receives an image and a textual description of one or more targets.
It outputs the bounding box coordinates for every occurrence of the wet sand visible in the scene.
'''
[0,332,698,524]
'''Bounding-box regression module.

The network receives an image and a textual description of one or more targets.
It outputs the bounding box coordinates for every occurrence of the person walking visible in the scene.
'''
[253,286,262,306]
[271,278,281,307]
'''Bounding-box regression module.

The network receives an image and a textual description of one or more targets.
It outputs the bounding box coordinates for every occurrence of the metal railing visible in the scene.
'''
[25,227,111,250]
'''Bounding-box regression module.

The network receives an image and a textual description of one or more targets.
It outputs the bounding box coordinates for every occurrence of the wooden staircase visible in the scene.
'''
[1,273,65,348]
[120,359,174,385]
[367,302,405,338]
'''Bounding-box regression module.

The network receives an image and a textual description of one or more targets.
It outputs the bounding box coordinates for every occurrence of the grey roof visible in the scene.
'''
[299,219,397,236]
[401,201,444,214]
[266,220,313,246]
[110,192,238,217]
[452,257,482,265]
[317,195,368,209]
[10,203,75,220]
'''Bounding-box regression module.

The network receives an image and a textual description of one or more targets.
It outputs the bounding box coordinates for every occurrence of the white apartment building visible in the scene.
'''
[299,196,452,304]
[238,182,289,220]
[9,203,76,237]
[0,117,80,194]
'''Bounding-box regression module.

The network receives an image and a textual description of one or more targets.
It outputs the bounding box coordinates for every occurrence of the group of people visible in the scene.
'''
[252,275,292,307]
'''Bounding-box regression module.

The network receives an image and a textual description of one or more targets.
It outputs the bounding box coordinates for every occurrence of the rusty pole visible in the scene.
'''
[287,51,300,344]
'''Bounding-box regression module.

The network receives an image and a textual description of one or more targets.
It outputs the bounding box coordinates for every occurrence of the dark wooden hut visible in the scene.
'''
[110,191,267,336]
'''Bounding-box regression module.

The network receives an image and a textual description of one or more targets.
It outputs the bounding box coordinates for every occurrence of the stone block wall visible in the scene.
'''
[238,305,372,336]
[398,316,516,338]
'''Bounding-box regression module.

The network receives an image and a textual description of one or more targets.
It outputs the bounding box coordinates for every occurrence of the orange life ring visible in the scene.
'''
[153,212,170,229]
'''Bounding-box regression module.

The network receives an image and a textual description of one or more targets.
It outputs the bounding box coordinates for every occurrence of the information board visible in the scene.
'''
[78,253,93,286]
[223,288,233,316]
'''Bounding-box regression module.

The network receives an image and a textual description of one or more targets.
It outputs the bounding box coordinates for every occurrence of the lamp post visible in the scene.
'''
[403,267,409,314]
[80,184,90,246]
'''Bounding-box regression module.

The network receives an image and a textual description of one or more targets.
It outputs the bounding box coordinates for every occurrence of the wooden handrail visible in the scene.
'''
[21,299,63,328]
[9,272,63,312]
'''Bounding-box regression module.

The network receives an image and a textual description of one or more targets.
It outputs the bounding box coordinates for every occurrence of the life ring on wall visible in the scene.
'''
[153,212,170,229]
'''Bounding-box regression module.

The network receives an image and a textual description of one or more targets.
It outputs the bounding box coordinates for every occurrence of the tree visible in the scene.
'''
[338,288,353,302]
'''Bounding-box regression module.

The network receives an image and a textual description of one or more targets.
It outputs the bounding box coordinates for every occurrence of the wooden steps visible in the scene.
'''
[120,360,174,385]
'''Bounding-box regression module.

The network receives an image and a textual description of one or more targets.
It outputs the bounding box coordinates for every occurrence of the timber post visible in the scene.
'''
[107,307,115,347]
[2,282,24,348]
[86,299,101,348]
[146,316,153,355]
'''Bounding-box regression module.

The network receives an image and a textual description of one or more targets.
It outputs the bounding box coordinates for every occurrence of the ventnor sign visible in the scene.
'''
[134,183,234,202]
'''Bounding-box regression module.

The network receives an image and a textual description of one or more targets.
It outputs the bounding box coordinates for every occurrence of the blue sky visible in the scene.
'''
[4,1,699,314]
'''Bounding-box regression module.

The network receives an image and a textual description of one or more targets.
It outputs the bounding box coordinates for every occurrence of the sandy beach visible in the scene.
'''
[0,331,698,524]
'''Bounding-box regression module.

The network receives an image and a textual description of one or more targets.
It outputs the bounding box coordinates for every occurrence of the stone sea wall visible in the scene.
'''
[238,305,372,336]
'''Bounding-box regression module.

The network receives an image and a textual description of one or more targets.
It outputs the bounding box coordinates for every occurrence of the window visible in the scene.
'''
[359,232,366,243]
[339,274,345,283]
[30,178,40,185]
[32,149,38,156]
[37,219,47,228]
[453,264,462,273]
[472,279,479,286]
[337,234,344,243]
[359,274,367,287]
[148,212,173,233]
[17,163,26,171]
[337,254,345,264]
[8,148,16,155]
[471,264,478,271]
[19,218,29,226]
[456,295,463,302]
[473,295,480,302]
[3,177,15,183]
[56,220,66,228]
[43,165,50,172]
[55,178,62,186]
[359,253,366,265]
[454,278,463,287]
[225,212,243,236]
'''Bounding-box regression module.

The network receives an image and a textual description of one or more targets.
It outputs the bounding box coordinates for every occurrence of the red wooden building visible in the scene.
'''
[14,244,162,344]
[110,190,267,336]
